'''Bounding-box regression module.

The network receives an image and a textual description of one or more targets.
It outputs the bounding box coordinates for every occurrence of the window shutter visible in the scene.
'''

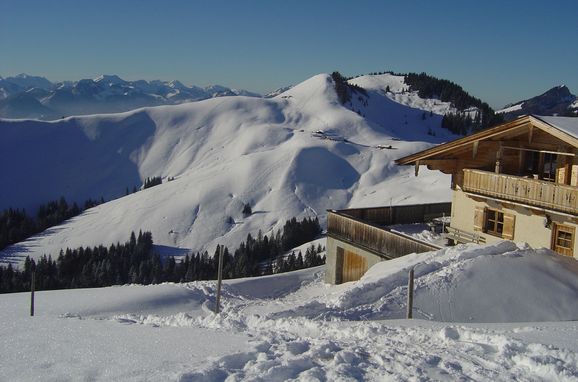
[571,165,578,187]
[473,207,485,231]
[556,166,567,184]
[502,213,516,240]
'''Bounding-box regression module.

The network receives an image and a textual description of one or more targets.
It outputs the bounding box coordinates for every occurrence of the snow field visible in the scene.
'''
[185,318,578,381]
[330,241,578,322]
[2,241,577,380]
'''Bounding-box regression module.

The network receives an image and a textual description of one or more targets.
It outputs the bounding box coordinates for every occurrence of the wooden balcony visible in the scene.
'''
[327,203,451,259]
[462,169,578,215]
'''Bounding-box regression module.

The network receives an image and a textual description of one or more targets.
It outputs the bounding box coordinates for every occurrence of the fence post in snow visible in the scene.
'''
[30,270,35,317]
[215,245,224,314]
[406,268,414,319]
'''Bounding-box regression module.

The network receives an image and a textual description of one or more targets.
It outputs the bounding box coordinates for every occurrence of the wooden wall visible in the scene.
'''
[336,202,451,226]
[327,210,441,260]
[335,247,368,283]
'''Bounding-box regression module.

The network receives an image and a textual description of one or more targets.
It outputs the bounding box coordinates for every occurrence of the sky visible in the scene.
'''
[1,0,577,108]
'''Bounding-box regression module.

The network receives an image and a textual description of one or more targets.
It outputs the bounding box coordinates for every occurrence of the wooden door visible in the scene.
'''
[552,224,575,257]
[341,250,368,283]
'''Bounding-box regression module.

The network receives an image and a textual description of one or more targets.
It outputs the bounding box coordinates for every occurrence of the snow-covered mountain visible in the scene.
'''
[265,85,294,98]
[497,85,577,119]
[0,74,260,120]
[0,73,455,264]
[0,73,54,91]
[0,92,58,120]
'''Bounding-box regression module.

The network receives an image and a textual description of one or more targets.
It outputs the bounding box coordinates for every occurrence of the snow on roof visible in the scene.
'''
[535,115,578,139]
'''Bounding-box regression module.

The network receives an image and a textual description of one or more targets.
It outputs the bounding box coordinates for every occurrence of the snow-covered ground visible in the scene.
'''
[389,221,449,248]
[1,73,453,266]
[2,240,577,381]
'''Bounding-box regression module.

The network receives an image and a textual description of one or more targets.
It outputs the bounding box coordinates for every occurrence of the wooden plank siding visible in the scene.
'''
[342,250,368,283]
[327,209,443,260]
[463,169,578,215]
[337,202,451,226]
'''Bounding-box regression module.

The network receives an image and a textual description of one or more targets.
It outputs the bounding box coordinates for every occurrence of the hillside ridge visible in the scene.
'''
[1,73,454,265]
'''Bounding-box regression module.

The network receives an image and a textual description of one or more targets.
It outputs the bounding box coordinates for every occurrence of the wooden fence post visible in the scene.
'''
[30,270,35,317]
[215,245,224,314]
[406,268,414,319]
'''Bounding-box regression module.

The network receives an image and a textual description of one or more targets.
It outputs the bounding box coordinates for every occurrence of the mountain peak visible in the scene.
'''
[498,85,577,119]
[1,74,54,92]
[93,74,127,85]
[168,80,187,89]
[540,84,572,98]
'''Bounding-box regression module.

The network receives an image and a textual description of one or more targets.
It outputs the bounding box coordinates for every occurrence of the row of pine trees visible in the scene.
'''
[0,197,102,251]
[0,217,324,294]
[2,176,168,252]
[334,69,505,134]
[403,72,503,133]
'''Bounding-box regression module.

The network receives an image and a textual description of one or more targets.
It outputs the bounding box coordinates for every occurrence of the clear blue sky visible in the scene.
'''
[1,0,576,108]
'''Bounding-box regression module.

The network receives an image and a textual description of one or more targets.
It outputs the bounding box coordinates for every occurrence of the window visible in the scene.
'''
[542,153,558,182]
[485,209,504,236]
[474,206,515,240]
[552,224,575,257]
[523,151,557,181]
[524,151,540,175]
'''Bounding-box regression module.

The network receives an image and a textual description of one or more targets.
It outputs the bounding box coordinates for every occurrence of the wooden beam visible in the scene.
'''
[422,159,457,173]
[472,140,479,159]
[502,145,575,157]
[495,142,503,174]
[415,160,420,176]
[530,116,578,149]
[528,124,534,144]
[422,159,457,166]
[396,116,534,165]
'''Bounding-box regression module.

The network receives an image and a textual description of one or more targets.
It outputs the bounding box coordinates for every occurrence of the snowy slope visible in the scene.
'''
[1,73,451,265]
[1,241,577,381]
[349,73,456,116]
[347,73,459,142]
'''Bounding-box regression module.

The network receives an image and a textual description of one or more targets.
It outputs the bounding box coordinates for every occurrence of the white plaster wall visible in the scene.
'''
[451,189,578,258]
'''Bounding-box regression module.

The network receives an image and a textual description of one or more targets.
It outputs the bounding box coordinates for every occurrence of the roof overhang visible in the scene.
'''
[395,115,578,166]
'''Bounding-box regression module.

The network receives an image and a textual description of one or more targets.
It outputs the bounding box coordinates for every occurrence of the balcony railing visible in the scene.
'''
[462,169,578,215]
[327,203,451,259]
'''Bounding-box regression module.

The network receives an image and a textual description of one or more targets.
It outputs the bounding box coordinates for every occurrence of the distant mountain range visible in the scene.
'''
[2,72,577,125]
[497,85,577,120]
[0,73,260,120]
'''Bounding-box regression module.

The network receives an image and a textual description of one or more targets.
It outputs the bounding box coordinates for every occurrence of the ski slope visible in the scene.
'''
[1,241,577,381]
[1,73,453,265]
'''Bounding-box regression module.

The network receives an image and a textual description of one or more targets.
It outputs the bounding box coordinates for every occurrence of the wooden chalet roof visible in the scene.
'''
[396,115,578,166]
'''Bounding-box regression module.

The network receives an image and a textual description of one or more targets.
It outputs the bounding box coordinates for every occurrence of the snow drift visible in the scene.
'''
[328,241,578,322]
[1,241,578,381]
